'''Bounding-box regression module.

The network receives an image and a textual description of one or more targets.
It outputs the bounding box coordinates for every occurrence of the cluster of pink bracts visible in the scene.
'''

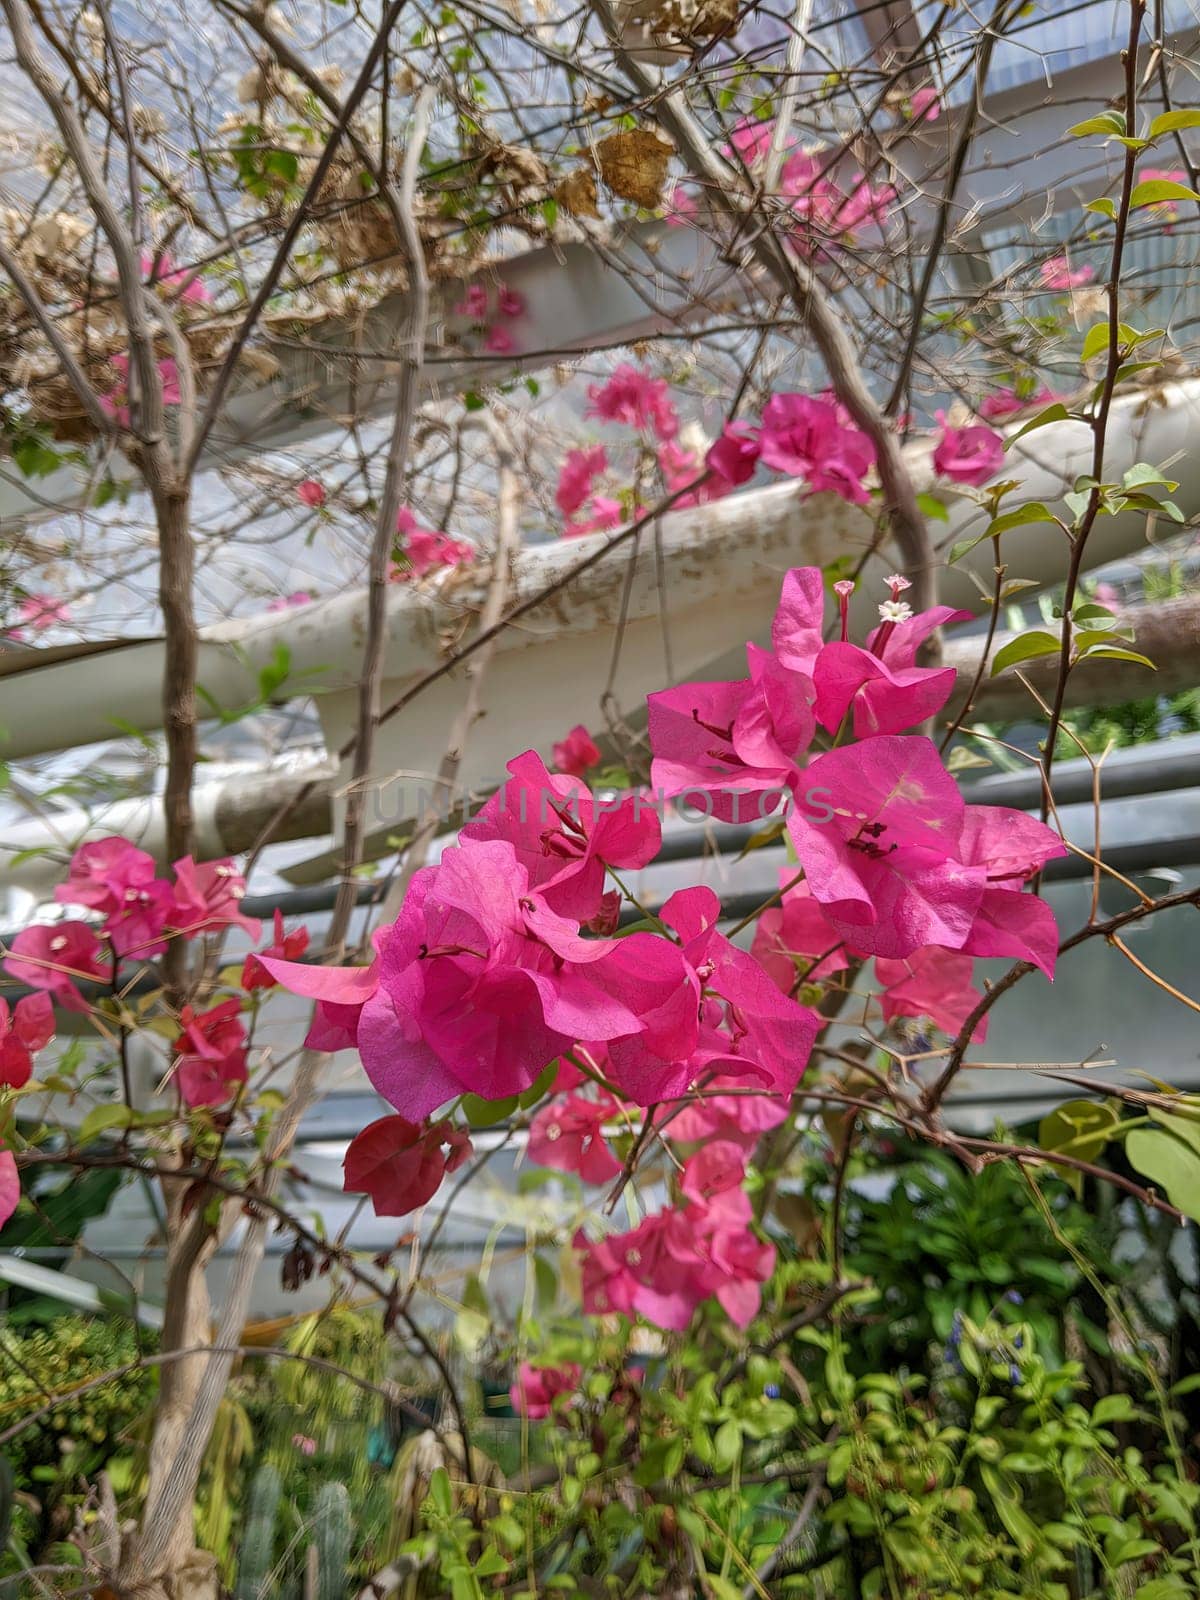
[0,565,1065,1333]
[558,375,1008,541]
[259,565,1064,1334]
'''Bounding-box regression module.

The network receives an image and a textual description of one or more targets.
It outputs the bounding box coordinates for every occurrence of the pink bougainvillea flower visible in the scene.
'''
[758,393,875,503]
[832,176,896,239]
[54,837,174,959]
[461,749,660,922]
[956,805,1067,977]
[17,594,70,632]
[759,393,835,476]
[496,283,525,318]
[0,1148,18,1231]
[56,837,157,917]
[257,955,378,1055]
[99,354,181,427]
[702,1190,778,1327]
[393,508,475,579]
[654,885,820,1100]
[586,364,678,441]
[0,991,55,1089]
[657,439,736,509]
[510,1361,580,1418]
[297,479,326,508]
[174,998,248,1108]
[787,735,986,959]
[266,591,314,611]
[454,283,489,320]
[932,416,1005,487]
[875,947,987,1041]
[551,723,601,778]
[706,421,761,488]
[578,1189,774,1331]
[555,446,608,518]
[483,324,515,354]
[304,998,365,1053]
[666,1073,789,1149]
[1040,256,1094,291]
[679,1140,745,1204]
[242,908,310,991]
[662,186,700,228]
[330,840,674,1119]
[907,87,941,121]
[647,651,814,824]
[343,1113,472,1215]
[169,857,261,941]
[564,494,625,537]
[752,874,848,993]
[979,385,1060,421]
[587,932,702,1106]
[812,578,973,738]
[142,250,212,305]
[528,1092,622,1184]
[724,116,776,169]
[770,565,827,675]
[4,922,108,1013]
[781,154,894,253]
[663,183,698,226]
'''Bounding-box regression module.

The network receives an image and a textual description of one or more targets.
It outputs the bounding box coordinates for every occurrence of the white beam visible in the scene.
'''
[2,381,1198,784]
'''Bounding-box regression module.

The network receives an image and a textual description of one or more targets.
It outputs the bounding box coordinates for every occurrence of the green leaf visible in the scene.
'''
[462,1092,518,1127]
[1077,646,1156,669]
[986,502,1059,537]
[990,630,1061,676]
[1148,109,1200,140]
[1072,601,1117,622]
[1130,177,1200,209]
[1081,323,1111,362]
[78,1103,134,1143]
[916,491,949,523]
[1085,197,1118,219]
[1092,1393,1138,1425]
[1148,1108,1200,1158]
[1007,403,1070,444]
[737,816,788,859]
[13,436,64,478]
[1109,1538,1164,1565]
[264,148,299,183]
[948,533,989,565]
[1123,462,1177,490]
[517,1060,558,1109]
[1074,627,1134,651]
[462,390,486,411]
[1039,1099,1117,1196]
[429,1466,453,1516]
[1068,112,1126,138]
[1125,1127,1200,1220]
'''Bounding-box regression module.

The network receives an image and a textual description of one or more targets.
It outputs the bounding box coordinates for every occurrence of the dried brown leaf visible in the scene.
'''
[593,128,673,209]
[555,166,601,219]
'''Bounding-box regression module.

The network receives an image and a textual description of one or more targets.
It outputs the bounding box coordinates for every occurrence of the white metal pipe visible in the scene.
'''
[2,380,1199,783]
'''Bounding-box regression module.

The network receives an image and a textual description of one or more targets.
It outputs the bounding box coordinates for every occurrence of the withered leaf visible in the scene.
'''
[593,129,673,209]
[555,166,601,219]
